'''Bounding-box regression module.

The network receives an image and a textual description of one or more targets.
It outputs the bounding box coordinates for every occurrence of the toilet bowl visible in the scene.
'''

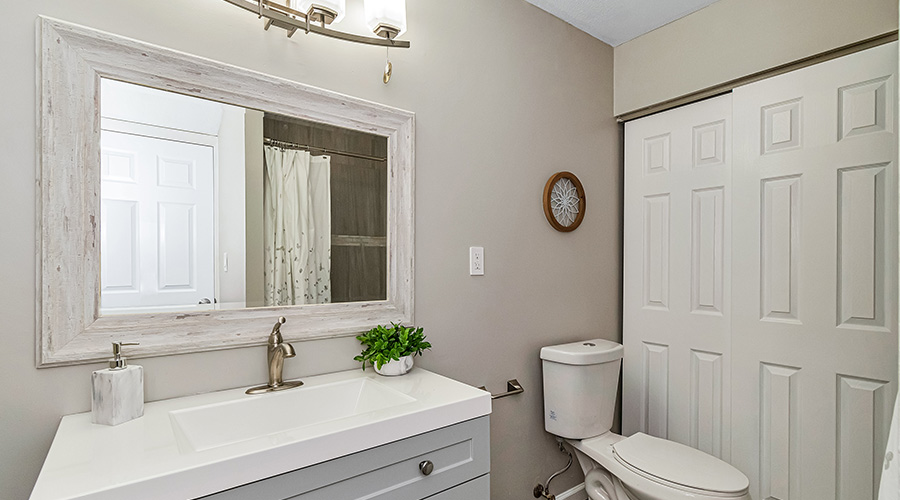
[540,339,750,500]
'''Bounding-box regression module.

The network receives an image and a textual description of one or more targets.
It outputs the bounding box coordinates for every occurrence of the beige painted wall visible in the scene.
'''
[245,109,266,308]
[614,0,899,116]
[0,1,620,498]
[217,106,248,309]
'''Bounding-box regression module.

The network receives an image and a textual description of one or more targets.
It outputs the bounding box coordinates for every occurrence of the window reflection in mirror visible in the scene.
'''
[99,79,387,316]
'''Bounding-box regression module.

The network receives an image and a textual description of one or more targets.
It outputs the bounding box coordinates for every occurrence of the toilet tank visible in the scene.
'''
[540,339,624,439]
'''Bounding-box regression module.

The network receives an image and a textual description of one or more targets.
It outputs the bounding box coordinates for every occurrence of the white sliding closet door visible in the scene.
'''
[731,42,898,500]
[623,94,733,460]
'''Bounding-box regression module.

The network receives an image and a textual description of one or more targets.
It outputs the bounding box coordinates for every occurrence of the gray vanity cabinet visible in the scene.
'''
[199,416,490,500]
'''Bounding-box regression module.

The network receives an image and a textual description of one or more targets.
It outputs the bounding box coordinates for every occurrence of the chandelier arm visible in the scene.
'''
[223,0,411,48]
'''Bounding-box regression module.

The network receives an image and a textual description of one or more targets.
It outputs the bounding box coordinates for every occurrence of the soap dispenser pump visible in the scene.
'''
[91,342,144,426]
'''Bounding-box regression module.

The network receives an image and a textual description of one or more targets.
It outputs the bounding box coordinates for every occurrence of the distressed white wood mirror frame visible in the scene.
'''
[36,17,414,367]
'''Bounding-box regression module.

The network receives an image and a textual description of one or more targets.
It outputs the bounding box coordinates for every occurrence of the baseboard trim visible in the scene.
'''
[555,482,587,500]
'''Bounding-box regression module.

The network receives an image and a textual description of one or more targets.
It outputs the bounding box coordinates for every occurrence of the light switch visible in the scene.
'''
[469,247,484,276]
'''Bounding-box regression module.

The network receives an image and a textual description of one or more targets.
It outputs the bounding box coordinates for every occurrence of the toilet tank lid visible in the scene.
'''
[540,339,623,365]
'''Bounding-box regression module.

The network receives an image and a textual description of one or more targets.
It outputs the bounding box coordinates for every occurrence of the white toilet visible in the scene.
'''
[541,339,750,500]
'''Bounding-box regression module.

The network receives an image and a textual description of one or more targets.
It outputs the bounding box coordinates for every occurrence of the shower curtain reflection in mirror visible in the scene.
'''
[263,146,332,305]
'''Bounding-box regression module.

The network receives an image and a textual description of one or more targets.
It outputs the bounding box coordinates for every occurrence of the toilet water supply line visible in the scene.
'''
[533,438,573,500]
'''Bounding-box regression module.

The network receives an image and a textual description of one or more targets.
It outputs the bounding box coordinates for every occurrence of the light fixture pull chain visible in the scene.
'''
[383,46,392,84]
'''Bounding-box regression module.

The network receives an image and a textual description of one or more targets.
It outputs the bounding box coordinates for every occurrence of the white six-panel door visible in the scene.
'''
[100,130,216,313]
[623,42,898,500]
[731,42,898,500]
[623,94,733,461]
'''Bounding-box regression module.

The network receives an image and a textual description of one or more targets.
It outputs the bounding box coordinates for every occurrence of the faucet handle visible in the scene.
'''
[271,317,287,335]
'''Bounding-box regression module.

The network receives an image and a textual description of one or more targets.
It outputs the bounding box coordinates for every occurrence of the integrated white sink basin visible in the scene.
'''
[30,368,491,500]
[170,378,416,452]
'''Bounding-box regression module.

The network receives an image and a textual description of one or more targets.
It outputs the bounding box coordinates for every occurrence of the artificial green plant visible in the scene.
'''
[354,323,432,370]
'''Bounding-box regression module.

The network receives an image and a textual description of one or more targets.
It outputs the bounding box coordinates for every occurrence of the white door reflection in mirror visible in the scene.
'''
[99,78,245,315]
[100,131,216,314]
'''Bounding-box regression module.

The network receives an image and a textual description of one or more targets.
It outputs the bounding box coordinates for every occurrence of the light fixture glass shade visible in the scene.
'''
[364,0,407,37]
[292,0,346,24]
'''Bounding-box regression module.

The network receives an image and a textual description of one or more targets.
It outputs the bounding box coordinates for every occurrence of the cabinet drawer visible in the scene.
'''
[424,474,489,500]
[201,416,490,500]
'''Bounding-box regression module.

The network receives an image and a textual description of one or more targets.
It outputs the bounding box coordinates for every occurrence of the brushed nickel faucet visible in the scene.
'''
[246,317,304,394]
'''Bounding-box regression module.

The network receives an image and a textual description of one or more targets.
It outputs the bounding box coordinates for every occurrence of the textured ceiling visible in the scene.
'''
[524,0,722,47]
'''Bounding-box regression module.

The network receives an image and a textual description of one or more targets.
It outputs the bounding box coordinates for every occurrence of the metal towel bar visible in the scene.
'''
[478,379,524,400]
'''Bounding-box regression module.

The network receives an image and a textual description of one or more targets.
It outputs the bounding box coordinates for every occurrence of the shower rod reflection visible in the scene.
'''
[263,137,387,163]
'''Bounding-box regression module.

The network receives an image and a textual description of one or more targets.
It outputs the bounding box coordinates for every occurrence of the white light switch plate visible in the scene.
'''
[469,247,484,276]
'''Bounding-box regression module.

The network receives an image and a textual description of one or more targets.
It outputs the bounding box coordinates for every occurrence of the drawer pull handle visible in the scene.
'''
[419,460,434,476]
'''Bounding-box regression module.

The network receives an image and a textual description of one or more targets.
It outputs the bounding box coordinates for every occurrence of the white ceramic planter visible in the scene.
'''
[374,355,414,376]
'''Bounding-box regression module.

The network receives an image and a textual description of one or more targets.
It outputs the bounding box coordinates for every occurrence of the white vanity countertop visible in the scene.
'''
[30,368,491,500]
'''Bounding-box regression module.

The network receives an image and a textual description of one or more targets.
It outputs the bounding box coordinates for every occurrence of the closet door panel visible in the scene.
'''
[731,41,898,500]
[623,94,733,460]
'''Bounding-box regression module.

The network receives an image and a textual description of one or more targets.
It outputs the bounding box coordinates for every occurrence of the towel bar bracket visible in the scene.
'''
[477,379,524,400]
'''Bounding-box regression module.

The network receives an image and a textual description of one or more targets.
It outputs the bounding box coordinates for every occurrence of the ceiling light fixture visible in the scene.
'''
[364,0,407,40]
[223,0,410,82]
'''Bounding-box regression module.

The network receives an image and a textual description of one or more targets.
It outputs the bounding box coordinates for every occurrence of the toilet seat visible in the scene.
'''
[572,432,750,500]
[612,433,749,496]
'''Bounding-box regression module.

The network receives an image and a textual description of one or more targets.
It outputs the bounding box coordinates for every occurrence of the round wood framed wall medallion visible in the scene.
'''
[543,171,585,232]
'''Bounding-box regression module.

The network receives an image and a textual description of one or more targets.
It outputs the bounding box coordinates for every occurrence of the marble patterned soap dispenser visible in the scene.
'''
[92,342,144,426]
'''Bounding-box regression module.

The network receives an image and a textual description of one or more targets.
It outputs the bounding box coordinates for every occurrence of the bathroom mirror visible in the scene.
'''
[36,17,414,367]
[99,79,388,315]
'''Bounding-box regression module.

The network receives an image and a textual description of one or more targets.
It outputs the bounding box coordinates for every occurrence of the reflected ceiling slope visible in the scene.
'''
[524,0,722,47]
